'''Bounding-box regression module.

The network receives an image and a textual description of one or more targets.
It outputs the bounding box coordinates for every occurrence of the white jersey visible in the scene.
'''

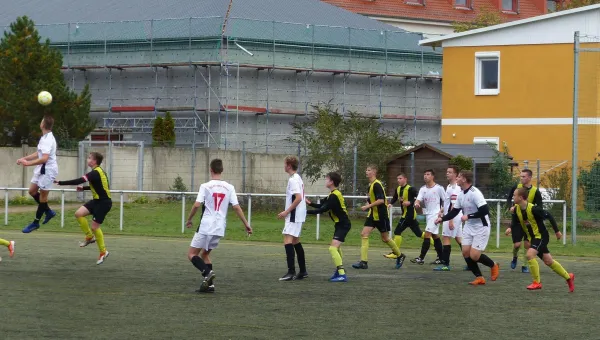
[416,184,446,216]
[285,173,306,223]
[445,183,462,214]
[35,132,58,175]
[454,185,490,229]
[195,180,239,237]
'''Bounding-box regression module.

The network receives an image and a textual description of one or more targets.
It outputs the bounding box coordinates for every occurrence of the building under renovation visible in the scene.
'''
[1,0,443,153]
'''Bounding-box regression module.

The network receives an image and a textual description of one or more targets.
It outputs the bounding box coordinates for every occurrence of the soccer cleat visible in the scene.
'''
[527,281,542,290]
[352,261,368,269]
[383,252,398,259]
[79,237,96,248]
[433,265,450,271]
[395,253,406,269]
[279,271,296,281]
[491,263,500,281]
[410,257,425,265]
[96,251,110,265]
[42,210,56,224]
[207,285,215,293]
[22,222,40,233]
[567,273,575,293]
[199,270,216,292]
[430,258,443,265]
[463,265,470,271]
[330,270,339,281]
[294,272,308,280]
[469,277,486,285]
[8,241,15,258]
[510,257,518,270]
[521,266,529,273]
[329,274,348,282]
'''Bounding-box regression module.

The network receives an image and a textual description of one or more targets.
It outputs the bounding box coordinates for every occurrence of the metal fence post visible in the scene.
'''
[472,160,477,186]
[181,193,186,233]
[524,160,529,169]
[563,202,567,245]
[353,145,358,196]
[536,159,540,186]
[571,31,580,246]
[496,201,501,248]
[247,194,252,226]
[316,197,320,240]
[60,190,65,228]
[4,189,8,226]
[242,141,247,193]
[108,141,113,184]
[138,141,145,191]
[191,138,196,191]
[297,143,302,175]
[120,191,124,231]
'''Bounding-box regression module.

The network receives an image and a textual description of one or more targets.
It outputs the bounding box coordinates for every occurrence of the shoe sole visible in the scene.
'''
[278,277,296,281]
[42,212,57,225]
[22,226,40,233]
[527,287,542,290]
[97,252,110,265]
[80,239,97,247]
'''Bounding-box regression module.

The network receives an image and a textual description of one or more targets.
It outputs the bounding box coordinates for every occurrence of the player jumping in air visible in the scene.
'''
[411,169,445,265]
[306,172,351,282]
[511,188,574,292]
[18,116,58,233]
[352,164,401,270]
[434,166,464,271]
[186,159,252,293]
[277,156,308,281]
[437,170,499,285]
[55,152,112,265]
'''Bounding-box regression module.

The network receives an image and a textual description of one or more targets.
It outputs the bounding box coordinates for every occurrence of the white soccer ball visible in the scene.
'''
[38,91,52,106]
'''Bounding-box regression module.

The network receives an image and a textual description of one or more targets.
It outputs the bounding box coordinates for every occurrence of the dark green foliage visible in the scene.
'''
[579,160,600,212]
[152,112,176,147]
[488,144,517,199]
[449,155,473,171]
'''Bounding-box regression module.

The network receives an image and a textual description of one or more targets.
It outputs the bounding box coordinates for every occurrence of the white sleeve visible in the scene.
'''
[474,190,487,208]
[289,177,301,195]
[416,187,424,201]
[39,138,52,154]
[453,193,463,209]
[230,187,239,206]
[196,185,206,203]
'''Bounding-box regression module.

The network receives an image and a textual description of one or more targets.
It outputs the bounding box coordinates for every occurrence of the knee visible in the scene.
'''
[543,258,553,266]
[28,189,37,196]
[514,242,521,248]
[360,231,369,238]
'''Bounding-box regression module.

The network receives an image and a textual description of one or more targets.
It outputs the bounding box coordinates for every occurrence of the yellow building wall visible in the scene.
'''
[441,43,600,162]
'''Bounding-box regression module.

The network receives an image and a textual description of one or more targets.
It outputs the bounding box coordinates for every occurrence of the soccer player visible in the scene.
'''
[505,169,560,273]
[55,152,112,265]
[383,172,430,269]
[18,116,58,233]
[410,169,445,265]
[277,156,308,281]
[511,188,574,292]
[305,172,351,282]
[434,166,464,271]
[185,159,252,293]
[437,170,499,285]
[0,239,15,262]
[352,164,401,270]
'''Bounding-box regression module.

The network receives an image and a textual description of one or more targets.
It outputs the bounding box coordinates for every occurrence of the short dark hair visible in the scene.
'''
[521,169,533,177]
[447,165,459,175]
[89,152,103,166]
[210,159,223,174]
[397,172,406,178]
[424,169,435,176]
[285,156,299,171]
[516,187,528,200]
[459,170,473,184]
[42,115,54,130]
[326,172,342,187]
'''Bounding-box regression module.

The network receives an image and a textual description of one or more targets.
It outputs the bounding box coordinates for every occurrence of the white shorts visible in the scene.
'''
[190,233,222,250]
[282,221,303,238]
[442,215,463,238]
[424,214,440,234]
[31,172,57,190]
[462,225,490,251]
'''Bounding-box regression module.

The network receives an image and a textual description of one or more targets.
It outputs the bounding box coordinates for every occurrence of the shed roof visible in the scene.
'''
[392,143,505,164]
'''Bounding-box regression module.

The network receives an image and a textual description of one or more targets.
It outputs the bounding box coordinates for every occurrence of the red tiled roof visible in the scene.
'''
[321,0,546,24]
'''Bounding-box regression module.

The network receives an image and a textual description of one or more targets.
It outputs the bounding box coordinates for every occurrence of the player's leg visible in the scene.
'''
[470,228,499,282]
[0,238,15,258]
[329,227,349,282]
[28,182,41,203]
[90,201,111,265]
[380,219,400,257]
[292,233,308,280]
[510,221,523,270]
[525,243,542,290]
[75,203,95,247]
[38,172,57,224]
[23,181,42,233]
[521,239,530,273]
[412,215,436,264]
[436,221,452,271]
[280,231,298,280]
[352,222,374,269]
[461,229,483,281]
[199,242,217,292]
[384,219,407,259]
[539,242,574,291]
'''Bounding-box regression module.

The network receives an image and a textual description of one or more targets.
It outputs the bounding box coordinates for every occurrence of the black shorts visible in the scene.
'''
[511,221,525,243]
[364,217,390,233]
[394,218,422,237]
[83,199,113,224]
[333,222,351,242]
[530,234,550,259]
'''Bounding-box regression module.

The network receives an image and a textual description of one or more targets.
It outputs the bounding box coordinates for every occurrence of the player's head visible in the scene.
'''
[284,156,299,174]
[210,159,224,175]
[446,165,459,182]
[457,170,473,187]
[40,115,54,132]
[520,169,533,185]
[87,152,104,168]
[423,169,434,184]
[514,187,529,204]
[325,172,342,189]
[365,164,378,179]
[397,173,407,186]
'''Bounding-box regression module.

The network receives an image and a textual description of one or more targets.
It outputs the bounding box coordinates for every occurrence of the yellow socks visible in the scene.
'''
[329,246,345,275]
[528,258,541,282]
[92,228,106,253]
[77,217,93,239]
[522,249,529,268]
[0,238,9,247]
[360,237,369,262]
[386,239,401,256]
[337,246,343,259]
[550,260,570,280]
[394,235,403,250]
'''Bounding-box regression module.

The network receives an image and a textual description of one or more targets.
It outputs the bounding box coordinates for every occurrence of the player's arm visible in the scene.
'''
[364,183,385,209]
[467,193,490,219]
[414,188,424,208]
[232,204,252,234]
[307,199,323,209]
[278,181,302,219]
[307,195,335,215]
[407,187,418,206]
[533,207,561,239]
[389,189,399,206]
[441,208,461,222]
[19,151,39,162]
[23,153,49,166]
[543,210,560,233]
[533,189,544,207]
[186,186,205,227]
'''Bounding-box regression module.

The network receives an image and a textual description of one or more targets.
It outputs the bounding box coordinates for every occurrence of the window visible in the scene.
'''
[405,0,424,5]
[455,0,471,8]
[502,0,518,12]
[473,137,500,150]
[475,52,500,96]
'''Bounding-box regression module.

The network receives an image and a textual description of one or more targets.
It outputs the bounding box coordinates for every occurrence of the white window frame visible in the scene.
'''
[474,51,500,96]
[473,137,500,150]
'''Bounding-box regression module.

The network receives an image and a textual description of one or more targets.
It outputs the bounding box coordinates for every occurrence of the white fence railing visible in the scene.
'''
[0,188,568,248]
